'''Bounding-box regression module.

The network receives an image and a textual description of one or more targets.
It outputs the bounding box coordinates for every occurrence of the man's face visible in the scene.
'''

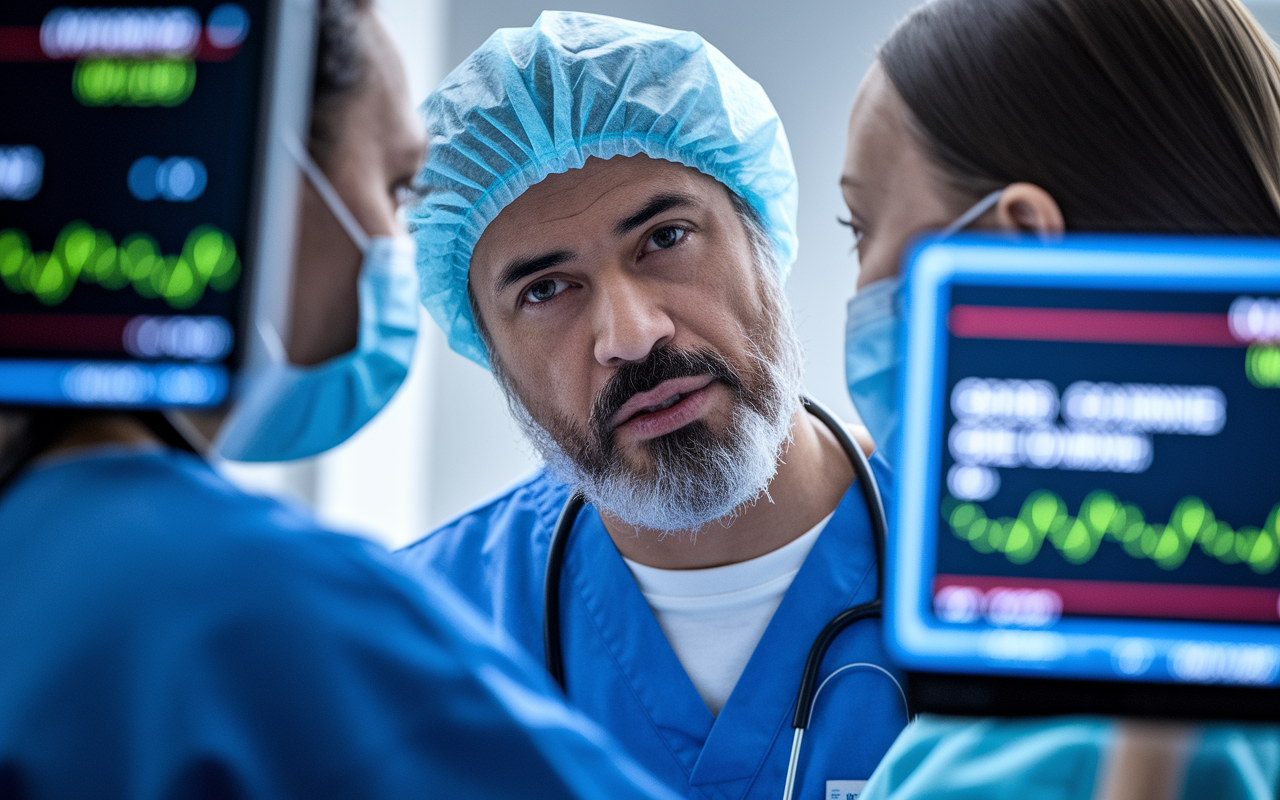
[469,155,803,531]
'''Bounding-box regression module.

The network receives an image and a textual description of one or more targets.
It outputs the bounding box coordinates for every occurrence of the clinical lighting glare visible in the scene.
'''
[205,4,249,48]
[0,146,44,201]
[61,361,221,405]
[1229,296,1280,343]
[40,6,201,58]
[129,156,207,202]
[1062,382,1226,435]
[934,584,1063,628]
[123,315,233,361]
[1167,642,1280,685]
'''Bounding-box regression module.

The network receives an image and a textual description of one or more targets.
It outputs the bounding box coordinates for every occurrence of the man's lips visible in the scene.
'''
[609,375,717,430]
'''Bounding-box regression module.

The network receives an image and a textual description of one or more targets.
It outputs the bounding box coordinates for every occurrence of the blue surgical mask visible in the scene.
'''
[214,138,420,463]
[844,188,1005,466]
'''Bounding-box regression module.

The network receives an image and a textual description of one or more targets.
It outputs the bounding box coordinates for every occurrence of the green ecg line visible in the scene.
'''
[1247,344,1280,388]
[0,221,240,308]
[945,491,1280,574]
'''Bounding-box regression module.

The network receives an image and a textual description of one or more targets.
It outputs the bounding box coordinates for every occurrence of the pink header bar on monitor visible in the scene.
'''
[935,573,1280,623]
[949,305,1244,348]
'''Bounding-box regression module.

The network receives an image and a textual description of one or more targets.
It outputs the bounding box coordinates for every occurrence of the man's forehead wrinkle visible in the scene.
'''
[519,169,625,225]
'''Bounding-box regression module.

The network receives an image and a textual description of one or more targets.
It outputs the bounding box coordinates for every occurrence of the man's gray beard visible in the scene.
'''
[492,276,805,534]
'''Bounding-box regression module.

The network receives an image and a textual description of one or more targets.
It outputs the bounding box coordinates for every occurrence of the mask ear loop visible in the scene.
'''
[940,187,1006,236]
[282,134,372,254]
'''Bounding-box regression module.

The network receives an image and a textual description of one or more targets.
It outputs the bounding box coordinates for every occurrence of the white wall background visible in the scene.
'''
[220,0,1280,550]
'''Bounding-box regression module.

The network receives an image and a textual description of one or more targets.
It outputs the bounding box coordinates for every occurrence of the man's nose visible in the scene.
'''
[592,275,675,366]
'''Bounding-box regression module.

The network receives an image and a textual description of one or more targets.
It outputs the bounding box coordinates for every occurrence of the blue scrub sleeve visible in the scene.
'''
[0,450,678,799]
[174,531,682,800]
[860,716,1280,800]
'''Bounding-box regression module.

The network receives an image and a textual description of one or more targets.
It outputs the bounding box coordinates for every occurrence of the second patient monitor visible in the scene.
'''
[890,234,1280,719]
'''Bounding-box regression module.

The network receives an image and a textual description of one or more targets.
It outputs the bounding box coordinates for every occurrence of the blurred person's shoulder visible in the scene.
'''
[0,445,397,607]
[395,468,571,647]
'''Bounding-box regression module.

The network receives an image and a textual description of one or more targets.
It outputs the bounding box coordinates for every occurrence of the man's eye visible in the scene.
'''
[647,226,686,250]
[523,278,566,304]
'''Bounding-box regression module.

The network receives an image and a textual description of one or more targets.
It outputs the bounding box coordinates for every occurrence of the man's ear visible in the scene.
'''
[994,182,1065,236]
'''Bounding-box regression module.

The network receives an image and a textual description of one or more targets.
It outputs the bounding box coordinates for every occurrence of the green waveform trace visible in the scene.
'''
[1246,344,1280,388]
[0,221,240,308]
[73,58,196,107]
[946,491,1280,574]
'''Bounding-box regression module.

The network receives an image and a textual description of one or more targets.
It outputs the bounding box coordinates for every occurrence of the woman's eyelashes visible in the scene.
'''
[837,216,865,249]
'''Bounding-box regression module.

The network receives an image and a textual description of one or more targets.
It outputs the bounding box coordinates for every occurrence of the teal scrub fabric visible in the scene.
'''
[0,446,680,800]
[860,716,1280,800]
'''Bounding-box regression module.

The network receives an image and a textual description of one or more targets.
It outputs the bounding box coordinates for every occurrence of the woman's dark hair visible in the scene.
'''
[880,0,1280,236]
[310,0,374,159]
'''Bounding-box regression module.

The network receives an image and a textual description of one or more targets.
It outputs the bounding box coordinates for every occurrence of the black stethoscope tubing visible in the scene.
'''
[542,395,893,734]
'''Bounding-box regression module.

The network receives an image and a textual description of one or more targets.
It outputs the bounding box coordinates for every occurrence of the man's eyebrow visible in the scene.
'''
[614,192,696,237]
[496,251,575,293]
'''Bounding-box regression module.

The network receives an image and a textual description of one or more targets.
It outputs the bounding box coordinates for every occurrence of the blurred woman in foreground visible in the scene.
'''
[839,0,1280,797]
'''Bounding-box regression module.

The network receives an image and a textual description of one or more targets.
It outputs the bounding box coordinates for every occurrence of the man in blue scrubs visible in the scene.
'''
[0,2,682,797]
[398,12,909,799]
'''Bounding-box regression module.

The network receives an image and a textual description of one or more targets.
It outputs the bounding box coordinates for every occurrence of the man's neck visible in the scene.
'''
[600,407,861,570]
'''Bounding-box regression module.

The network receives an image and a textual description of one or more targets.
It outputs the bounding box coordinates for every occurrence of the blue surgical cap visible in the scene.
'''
[409,10,799,367]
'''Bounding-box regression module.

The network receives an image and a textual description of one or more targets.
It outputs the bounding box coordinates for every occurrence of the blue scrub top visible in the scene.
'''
[0,446,681,800]
[398,453,909,800]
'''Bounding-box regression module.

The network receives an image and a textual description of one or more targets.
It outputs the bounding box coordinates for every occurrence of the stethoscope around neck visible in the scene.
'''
[541,395,911,800]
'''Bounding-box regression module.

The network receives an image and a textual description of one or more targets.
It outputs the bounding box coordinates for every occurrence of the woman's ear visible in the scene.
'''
[994,182,1064,236]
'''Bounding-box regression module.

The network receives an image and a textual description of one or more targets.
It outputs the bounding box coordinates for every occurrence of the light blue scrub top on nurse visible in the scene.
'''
[397,451,910,800]
[860,715,1280,800]
[0,446,680,800]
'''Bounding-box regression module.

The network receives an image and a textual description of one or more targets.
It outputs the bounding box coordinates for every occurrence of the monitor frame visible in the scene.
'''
[238,0,318,394]
[0,0,318,411]
[889,233,1280,719]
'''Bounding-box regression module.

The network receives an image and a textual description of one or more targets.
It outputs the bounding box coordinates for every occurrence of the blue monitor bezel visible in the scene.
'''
[889,232,1280,688]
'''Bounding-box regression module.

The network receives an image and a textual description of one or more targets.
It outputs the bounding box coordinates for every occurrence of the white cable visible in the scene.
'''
[281,133,371,253]
[940,188,1005,236]
[781,663,911,800]
[782,728,804,800]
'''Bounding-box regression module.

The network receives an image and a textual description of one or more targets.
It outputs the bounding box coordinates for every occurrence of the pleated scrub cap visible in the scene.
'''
[409,10,799,367]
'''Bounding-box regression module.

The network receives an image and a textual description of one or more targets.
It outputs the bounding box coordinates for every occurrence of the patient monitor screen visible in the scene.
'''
[0,2,268,408]
[892,237,1280,701]
[940,287,1279,630]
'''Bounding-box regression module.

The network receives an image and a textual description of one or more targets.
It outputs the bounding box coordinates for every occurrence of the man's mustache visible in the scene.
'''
[589,346,744,439]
